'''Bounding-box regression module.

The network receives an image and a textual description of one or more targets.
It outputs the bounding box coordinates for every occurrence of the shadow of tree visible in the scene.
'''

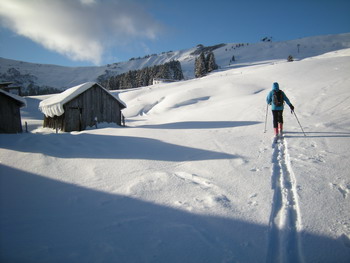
[1,165,349,262]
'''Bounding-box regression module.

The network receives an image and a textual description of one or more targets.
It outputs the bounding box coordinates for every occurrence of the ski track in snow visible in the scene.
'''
[266,137,304,263]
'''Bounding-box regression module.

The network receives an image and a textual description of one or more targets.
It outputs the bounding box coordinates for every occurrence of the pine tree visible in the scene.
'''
[206,51,218,73]
[195,52,207,78]
[159,63,171,79]
[172,60,184,80]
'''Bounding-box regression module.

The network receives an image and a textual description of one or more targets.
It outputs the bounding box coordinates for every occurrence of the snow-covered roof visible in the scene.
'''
[39,82,126,118]
[0,89,26,107]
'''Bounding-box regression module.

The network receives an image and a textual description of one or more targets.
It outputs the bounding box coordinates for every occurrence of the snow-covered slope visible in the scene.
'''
[0,46,198,90]
[1,42,350,262]
[1,33,350,91]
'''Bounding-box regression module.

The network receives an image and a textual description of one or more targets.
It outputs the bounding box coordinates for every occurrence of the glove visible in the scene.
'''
[290,104,294,112]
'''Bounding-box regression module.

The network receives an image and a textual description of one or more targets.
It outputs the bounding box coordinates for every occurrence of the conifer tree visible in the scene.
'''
[195,52,207,78]
[170,60,184,80]
[206,51,218,72]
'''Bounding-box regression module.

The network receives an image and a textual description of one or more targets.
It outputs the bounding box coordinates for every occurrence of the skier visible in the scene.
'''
[266,82,294,136]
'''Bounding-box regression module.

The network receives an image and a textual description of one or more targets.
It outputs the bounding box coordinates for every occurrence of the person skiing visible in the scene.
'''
[266,82,294,136]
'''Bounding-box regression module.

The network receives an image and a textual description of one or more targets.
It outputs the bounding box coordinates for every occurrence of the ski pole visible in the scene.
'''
[264,104,268,133]
[293,111,306,136]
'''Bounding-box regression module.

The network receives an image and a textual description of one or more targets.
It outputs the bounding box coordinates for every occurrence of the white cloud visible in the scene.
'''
[0,0,163,65]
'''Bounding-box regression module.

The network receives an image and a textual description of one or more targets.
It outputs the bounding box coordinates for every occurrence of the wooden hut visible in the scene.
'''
[39,82,126,132]
[0,89,26,133]
[0,82,22,96]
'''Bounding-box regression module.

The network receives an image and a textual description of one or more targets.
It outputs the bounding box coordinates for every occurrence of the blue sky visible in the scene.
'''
[0,0,349,67]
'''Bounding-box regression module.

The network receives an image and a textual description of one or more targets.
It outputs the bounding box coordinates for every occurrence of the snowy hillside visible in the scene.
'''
[1,33,350,91]
[0,46,197,90]
[1,39,350,262]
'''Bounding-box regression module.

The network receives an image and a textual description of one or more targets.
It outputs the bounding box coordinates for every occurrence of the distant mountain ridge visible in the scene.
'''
[1,33,349,94]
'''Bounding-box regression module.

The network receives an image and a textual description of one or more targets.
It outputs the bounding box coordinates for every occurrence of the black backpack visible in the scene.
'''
[273,90,284,107]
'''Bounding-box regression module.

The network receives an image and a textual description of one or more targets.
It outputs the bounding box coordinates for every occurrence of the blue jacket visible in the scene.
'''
[266,82,292,110]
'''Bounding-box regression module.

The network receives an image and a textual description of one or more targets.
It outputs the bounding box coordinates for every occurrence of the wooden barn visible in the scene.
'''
[0,89,26,133]
[39,82,126,132]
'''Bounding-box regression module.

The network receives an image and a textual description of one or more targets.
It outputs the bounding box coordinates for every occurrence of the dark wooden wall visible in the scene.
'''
[43,115,65,131]
[43,85,123,132]
[0,93,23,133]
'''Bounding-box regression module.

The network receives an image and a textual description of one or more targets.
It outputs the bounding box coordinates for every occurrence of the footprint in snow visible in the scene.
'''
[330,183,349,199]
[173,172,232,209]
[248,193,258,206]
[194,194,231,209]
[250,167,260,172]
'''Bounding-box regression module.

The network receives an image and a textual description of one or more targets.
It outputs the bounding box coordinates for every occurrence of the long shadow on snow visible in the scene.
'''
[0,133,237,161]
[138,121,260,130]
[1,164,349,263]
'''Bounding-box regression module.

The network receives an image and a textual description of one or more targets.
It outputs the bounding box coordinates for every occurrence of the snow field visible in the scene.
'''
[1,48,350,262]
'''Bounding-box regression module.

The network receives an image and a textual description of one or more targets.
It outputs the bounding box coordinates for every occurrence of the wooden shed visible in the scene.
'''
[0,82,22,96]
[39,82,126,132]
[0,89,26,133]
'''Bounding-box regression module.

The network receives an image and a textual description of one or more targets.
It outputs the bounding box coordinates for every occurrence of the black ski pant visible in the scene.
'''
[272,110,283,128]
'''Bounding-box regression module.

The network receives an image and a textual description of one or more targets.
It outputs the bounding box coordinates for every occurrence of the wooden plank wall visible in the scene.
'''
[0,93,23,133]
[58,85,121,132]
[43,115,65,131]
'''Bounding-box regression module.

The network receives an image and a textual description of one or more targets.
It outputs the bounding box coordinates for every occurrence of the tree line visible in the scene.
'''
[0,67,61,95]
[97,60,184,90]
